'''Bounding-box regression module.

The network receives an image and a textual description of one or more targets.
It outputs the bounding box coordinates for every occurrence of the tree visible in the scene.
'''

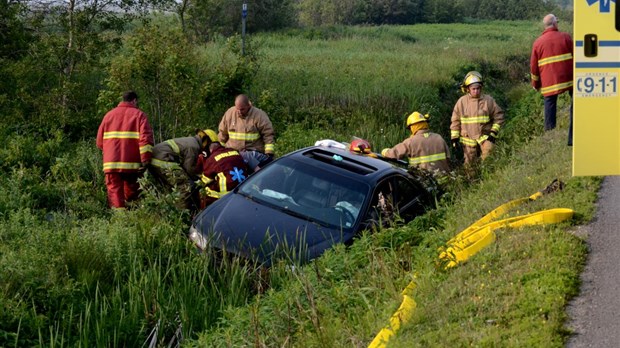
[99,24,202,142]
[6,0,172,138]
[184,0,296,41]
[423,0,463,23]
[0,0,32,60]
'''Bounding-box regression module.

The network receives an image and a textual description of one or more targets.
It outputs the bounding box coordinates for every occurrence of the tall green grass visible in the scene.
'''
[190,93,597,348]
[198,21,542,153]
[1,21,592,347]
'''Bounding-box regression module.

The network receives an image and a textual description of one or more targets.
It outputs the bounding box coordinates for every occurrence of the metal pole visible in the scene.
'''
[241,3,247,56]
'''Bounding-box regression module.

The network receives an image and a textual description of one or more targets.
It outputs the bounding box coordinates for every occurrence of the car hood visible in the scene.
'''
[192,193,356,265]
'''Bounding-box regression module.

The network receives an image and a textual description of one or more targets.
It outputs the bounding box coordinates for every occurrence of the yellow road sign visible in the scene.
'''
[573,0,620,175]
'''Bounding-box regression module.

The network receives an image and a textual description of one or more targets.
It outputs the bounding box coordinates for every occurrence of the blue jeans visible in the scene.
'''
[544,90,573,145]
[240,150,272,172]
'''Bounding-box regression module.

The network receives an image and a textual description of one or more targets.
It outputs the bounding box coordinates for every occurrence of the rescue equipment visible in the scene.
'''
[368,180,573,348]
[350,138,373,154]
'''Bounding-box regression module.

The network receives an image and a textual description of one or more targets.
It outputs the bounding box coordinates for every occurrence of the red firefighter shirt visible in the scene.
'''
[97,102,154,173]
[197,146,248,199]
[530,27,573,97]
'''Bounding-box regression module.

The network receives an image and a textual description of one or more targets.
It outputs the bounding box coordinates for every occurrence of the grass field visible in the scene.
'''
[191,93,597,347]
[0,21,598,347]
[201,21,543,153]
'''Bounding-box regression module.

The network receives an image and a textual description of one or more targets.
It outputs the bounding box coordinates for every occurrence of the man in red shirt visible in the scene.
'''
[530,14,573,145]
[96,91,154,208]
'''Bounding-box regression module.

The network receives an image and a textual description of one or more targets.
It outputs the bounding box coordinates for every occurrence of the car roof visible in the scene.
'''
[281,145,407,181]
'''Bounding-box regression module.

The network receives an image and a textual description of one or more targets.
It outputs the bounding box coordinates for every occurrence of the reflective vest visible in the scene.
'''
[96,102,153,173]
[197,146,248,199]
[150,136,203,179]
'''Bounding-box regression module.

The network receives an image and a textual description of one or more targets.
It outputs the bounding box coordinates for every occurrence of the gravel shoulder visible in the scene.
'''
[567,176,620,348]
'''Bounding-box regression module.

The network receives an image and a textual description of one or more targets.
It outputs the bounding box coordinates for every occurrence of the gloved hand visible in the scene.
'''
[194,179,205,188]
[487,131,497,144]
[267,153,274,160]
[451,138,459,148]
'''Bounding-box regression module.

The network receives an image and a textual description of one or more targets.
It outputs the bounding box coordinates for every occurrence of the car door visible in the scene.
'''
[390,174,429,221]
[362,174,429,228]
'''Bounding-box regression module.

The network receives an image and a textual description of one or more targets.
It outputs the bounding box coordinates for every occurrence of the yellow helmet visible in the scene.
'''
[197,129,219,149]
[405,111,430,128]
[461,71,483,93]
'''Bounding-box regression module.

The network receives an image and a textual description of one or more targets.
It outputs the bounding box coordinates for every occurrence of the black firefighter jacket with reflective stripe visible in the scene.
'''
[151,136,202,179]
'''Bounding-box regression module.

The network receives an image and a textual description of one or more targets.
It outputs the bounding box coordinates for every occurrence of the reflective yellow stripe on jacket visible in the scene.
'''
[165,139,180,154]
[540,81,573,95]
[203,173,228,199]
[537,53,572,67]
[200,174,214,185]
[451,130,460,139]
[140,144,153,154]
[229,131,260,141]
[103,131,139,139]
[460,115,490,124]
[408,153,447,166]
[103,162,141,170]
[265,143,275,153]
[459,137,478,147]
[460,135,490,147]
[150,158,181,169]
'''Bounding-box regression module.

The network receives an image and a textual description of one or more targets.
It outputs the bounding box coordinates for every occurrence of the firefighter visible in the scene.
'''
[450,71,504,164]
[148,129,216,211]
[218,94,275,173]
[381,112,450,176]
[196,132,249,208]
[530,14,573,145]
[96,91,154,209]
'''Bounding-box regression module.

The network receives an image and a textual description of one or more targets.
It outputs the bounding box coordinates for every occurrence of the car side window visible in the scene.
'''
[365,179,395,224]
[392,176,427,219]
[393,177,418,209]
[362,175,427,229]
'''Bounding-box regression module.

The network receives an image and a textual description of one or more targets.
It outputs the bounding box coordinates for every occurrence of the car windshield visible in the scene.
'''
[237,157,369,230]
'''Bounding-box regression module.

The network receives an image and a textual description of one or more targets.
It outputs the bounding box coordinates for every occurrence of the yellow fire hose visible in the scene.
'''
[368,180,573,348]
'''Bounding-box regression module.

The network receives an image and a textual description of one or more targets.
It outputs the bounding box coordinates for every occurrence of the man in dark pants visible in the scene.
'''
[96,91,154,209]
[530,14,574,145]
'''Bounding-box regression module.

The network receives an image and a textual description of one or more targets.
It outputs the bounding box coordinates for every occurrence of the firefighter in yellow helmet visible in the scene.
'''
[451,71,504,164]
[148,129,217,211]
[381,112,451,176]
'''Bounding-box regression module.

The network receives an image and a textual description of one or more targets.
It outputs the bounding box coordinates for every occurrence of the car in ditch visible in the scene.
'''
[189,143,433,265]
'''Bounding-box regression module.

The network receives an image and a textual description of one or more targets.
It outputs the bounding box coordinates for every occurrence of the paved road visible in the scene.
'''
[567,176,620,348]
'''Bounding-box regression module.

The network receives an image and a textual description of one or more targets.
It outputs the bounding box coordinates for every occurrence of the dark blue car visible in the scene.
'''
[189,145,431,265]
